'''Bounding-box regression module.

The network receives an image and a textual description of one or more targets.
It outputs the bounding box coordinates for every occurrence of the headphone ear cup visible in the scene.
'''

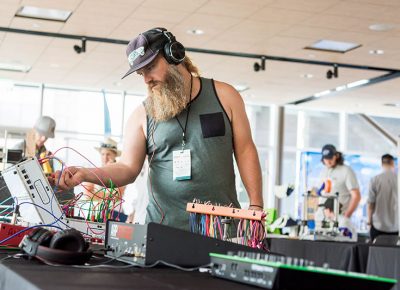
[163,41,185,64]
[49,229,86,252]
[169,41,185,64]
[163,42,174,64]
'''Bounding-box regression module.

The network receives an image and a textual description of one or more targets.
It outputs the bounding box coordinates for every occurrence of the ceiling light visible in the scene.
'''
[335,85,346,92]
[233,84,249,92]
[369,23,396,32]
[0,62,31,73]
[314,90,331,98]
[306,40,361,53]
[384,103,400,107]
[186,29,204,35]
[312,79,370,99]
[369,49,384,55]
[347,79,369,88]
[15,6,72,22]
[300,73,313,79]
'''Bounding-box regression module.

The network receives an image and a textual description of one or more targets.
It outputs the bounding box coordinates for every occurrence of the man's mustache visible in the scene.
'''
[148,81,161,89]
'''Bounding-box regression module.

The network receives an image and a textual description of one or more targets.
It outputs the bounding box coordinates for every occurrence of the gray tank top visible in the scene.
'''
[145,77,240,230]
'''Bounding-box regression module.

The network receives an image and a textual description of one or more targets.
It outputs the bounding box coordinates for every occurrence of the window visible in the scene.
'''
[42,88,123,136]
[283,109,298,147]
[347,115,395,155]
[123,93,146,129]
[246,105,271,147]
[303,111,339,149]
[372,116,400,144]
[0,83,41,129]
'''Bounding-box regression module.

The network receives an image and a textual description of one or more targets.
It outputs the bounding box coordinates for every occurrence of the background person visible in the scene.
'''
[82,138,127,222]
[368,154,398,241]
[319,144,361,219]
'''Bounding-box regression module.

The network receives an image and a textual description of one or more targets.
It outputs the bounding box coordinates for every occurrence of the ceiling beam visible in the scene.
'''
[288,71,400,105]
[0,27,399,73]
[358,114,397,146]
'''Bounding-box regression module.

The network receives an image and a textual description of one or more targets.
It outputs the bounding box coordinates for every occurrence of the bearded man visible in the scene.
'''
[54,28,264,231]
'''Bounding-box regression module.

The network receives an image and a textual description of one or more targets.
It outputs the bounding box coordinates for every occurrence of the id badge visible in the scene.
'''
[173,149,191,181]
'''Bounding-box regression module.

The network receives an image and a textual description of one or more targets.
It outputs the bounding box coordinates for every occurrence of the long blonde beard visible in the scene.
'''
[145,66,190,122]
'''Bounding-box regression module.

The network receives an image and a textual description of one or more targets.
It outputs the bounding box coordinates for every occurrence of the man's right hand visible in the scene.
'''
[50,167,86,191]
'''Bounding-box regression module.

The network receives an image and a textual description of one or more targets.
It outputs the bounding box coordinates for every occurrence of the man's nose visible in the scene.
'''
[143,73,153,84]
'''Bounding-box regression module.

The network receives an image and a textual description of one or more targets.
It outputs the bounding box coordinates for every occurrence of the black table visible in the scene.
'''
[0,253,258,290]
[268,238,370,272]
[367,246,400,290]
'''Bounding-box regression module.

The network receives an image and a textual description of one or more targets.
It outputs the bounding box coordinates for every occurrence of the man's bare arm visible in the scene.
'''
[344,188,361,218]
[54,105,147,190]
[215,81,263,208]
[367,202,375,225]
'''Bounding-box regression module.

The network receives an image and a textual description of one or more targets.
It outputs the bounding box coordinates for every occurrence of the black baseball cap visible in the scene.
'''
[122,28,169,79]
[321,144,337,160]
[382,154,394,164]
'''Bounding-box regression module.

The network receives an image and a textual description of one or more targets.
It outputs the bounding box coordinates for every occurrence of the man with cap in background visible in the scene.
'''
[54,27,263,231]
[33,116,56,172]
[14,115,56,174]
[367,154,398,241]
[319,144,361,219]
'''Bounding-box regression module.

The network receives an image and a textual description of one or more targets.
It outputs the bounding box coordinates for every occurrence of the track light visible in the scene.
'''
[254,56,266,72]
[326,64,338,79]
[73,37,86,54]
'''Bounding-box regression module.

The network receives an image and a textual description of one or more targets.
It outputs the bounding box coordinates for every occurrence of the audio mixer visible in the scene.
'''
[210,251,396,290]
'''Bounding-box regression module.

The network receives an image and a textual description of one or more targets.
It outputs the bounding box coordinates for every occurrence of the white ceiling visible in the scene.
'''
[0,0,400,117]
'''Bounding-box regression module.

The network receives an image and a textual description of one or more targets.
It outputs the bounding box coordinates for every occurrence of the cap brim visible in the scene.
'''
[121,51,160,79]
[322,154,335,160]
[95,147,121,157]
[37,129,54,139]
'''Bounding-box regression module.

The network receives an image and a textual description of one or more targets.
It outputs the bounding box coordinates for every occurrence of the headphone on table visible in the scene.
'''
[19,227,92,265]
[153,28,186,65]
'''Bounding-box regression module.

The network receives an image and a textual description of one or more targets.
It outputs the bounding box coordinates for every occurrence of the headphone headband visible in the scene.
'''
[150,28,185,65]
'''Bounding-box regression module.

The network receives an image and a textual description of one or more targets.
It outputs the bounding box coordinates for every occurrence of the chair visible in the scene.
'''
[373,235,400,246]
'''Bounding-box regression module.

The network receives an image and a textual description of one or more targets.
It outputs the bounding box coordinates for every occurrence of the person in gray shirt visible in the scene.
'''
[319,144,361,218]
[368,154,398,241]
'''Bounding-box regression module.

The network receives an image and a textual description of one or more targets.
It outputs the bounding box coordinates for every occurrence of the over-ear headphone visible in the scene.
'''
[153,28,185,65]
[20,227,92,265]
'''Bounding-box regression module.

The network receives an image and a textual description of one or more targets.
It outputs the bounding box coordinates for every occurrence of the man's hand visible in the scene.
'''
[50,167,86,191]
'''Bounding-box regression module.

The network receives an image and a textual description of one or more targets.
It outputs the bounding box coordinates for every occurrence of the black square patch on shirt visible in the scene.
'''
[199,112,225,138]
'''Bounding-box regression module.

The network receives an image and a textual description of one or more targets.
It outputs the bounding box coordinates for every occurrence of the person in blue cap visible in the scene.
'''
[319,144,361,219]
